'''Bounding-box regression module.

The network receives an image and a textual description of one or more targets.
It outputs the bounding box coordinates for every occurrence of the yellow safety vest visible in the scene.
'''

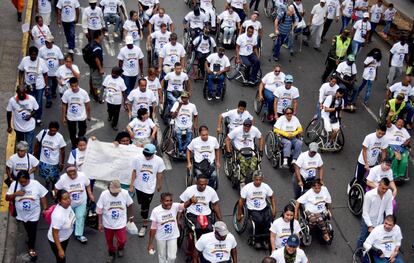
[335,36,351,58]
[388,99,406,122]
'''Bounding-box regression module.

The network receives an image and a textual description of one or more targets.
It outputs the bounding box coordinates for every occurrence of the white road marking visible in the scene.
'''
[64,117,104,145]
[94,180,107,190]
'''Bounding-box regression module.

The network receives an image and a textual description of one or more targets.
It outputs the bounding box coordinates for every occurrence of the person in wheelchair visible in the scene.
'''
[295,179,333,244]
[366,159,397,198]
[335,54,357,110]
[225,118,264,187]
[380,93,407,126]
[237,171,276,249]
[321,88,344,148]
[147,23,171,67]
[317,77,339,118]
[273,75,299,121]
[242,11,263,52]
[170,91,198,157]
[273,107,303,168]
[217,6,241,45]
[293,143,324,199]
[184,6,209,40]
[205,47,230,100]
[269,204,301,252]
[199,0,217,31]
[179,176,223,239]
[100,0,126,38]
[385,118,411,181]
[386,76,414,129]
[187,126,221,188]
[138,0,159,25]
[162,62,191,116]
[217,100,253,135]
[363,215,404,263]
[158,33,186,79]
[236,26,261,85]
[192,27,217,79]
[270,234,309,263]
[127,108,157,147]
[148,7,174,33]
[258,65,285,121]
[226,0,248,23]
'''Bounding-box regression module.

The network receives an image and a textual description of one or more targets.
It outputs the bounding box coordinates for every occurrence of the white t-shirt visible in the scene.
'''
[336,61,357,78]
[159,42,186,66]
[149,14,173,31]
[262,72,286,93]
[47,204,75,242]
[240,182,273,210]
[184,11,208,29]
[128,118,155,139]
[269,217,301,249]
[96,189,133,229]
[6,153,39,179]
[364,224,402,258]
[171,102,198,129]
[319,83,339,104]
[61,88,90,121]
[6,95,39,132]
[67,148,86,171]
[218,10,241,28]
[390,42,409,67]
[353,20,371,43]
[357,132,388,166]
[7,180,48,222]
[297,186,332,213]
[370,4,384,23]
[132,154,165,194]
[236,33,257,56]
[221,109,253,132]
[386,124,410,146]
[36,130,66,165]
[127,88,157,117]
[100,0,122,15]
[193,36,217,54]
[271,247,308,263]
[322,95,344,120]
[366,164,394,185]
[31,24,51,48]
[273,86,300,114]
[117,45,144,77]
[341,0,354,17]
[150,203,184,241]
[326,0,340,19]
[55,172,90,207]
[228,125,261,151]
[150,31,171,52]
[103,75,127,105]
[227,0,247,9]
[195,232,237,263]
[188,136,219,164]
[389,82,414,102]
[123,19,142,41]
[206,53,230,72]
[82,6,104,30]
[18,56,49,89]
[355,0,369,18]
[383,8,396,21]
[274,115,302,133]
[145,76,161,103]
[295,151,323,180]
[56,64,80,92]
[39,45,64,77]
[200,0,213,9]
[56,0,80,22]
[139,0,159,7]
[242,19,262,37]
[180,185,219,215]
[38,0,52,13]
[311,4,327,25]
[362,56,381,81]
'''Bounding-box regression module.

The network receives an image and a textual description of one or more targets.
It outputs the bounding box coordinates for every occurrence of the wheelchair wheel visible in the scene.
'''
[224,156,233,179]
[186,51,196,76]
[257,68,263,82]
[221,81,226,101]
[254,90,264,115]
[295,202,312,246]
[352,247,372,263]
[177,217,186,248]
[333,128,345,151]
[304,118,322,145]
[263,0,274,18]
[161,125,174,152]
[231,165,240,189]
[226,56,241,80]
[202,75,208,99]
[186,168,194,187]
[348,183,364,216]
[232,201,248,234]
[265,131,275,160]
[147,49,152,68]
[213,169,219,190]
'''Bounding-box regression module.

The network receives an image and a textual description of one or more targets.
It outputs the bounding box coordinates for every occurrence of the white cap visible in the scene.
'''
[363,12,369,18]
[125,35,133,45]
[89,0,97,3]
[320,0,326,3]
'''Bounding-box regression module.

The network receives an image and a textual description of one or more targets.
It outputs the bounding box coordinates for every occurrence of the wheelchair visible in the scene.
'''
[347,179,365,216]
[186,160,219,190]
[161,119,198,161]
[264,131,296,170]
[387,146,410,183]
[232,200,272,249]
[216,25,238,48]
[203,71,227,101]
[352,247,373,263]
[160,88,180,125]
[146,39,159,68]
[263,0,282,21]
[183,28,202,54]
[254,89,275,123]
[216,117,230,155]
[226,56,262,86]
[303,117,345,152]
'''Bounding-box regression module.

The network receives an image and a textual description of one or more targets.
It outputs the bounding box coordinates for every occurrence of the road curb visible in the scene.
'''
[0,0,34,261]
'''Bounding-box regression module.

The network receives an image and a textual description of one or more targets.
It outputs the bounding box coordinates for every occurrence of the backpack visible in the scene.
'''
[43,204,57,225]
[82,43,94,67]
[194,35,212,51]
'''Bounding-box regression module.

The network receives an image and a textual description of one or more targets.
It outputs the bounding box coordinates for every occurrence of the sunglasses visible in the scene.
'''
[243,124,252,127]
[285,112,293,115]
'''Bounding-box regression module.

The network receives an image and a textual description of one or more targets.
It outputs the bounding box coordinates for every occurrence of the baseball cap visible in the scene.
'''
[253,11,260,16]
[363,12,369,18]
[214,221,229,236]
[343,29,350,34]
[65,165,77,172]
[309,142,319,152]
[143,144,156,155]
[181,91,190,98]
[287,234,300,247]
[45,35,54,42]
[320,0,326,2]
[125,36,134,45]
[347,54,355,62]
[243,118,253,126]
[383,158,393,165]
[89,0,97,3]
[396,93,405,100]
[285,75,294,83]
[109,180,122,194]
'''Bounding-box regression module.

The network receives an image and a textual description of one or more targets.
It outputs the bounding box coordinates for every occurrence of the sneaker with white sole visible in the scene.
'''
[138,226,147,237]
[76,235,88,243]
[282,158,289,168]
[113,32,119,38]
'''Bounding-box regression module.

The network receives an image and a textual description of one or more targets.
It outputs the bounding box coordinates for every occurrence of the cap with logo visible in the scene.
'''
[243,118,253,126]
[287,234,300,247]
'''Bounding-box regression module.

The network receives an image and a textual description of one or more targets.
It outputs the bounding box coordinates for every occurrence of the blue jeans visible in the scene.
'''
[264,88,275,115]
[234,8,246,23]
[383,21,392,33]
[356,79,373,104]
[273,33,289,59]
[340,16,352,33]
[339,82,358,105]
[73,203,86,237]
[104,13,122,32]
[240,54,260,82]
[46,77,58,103]
[175,127,193,154]
[166,92,179,116]
[207,73,225,97]
[281,137,302,159]
[352,39,364,56]
[357,220,369,248]
[405,102,414,125]
[372,254,404,263]
[15,130,35,153]
[30,88,44,120]
[62,21,76,50]
[122,75,138,97]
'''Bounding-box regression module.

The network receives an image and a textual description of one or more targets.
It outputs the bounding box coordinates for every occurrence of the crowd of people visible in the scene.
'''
[4,0,414,262]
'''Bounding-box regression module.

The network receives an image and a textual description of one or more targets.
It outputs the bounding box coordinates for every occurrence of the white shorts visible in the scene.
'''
[322,117,340,133]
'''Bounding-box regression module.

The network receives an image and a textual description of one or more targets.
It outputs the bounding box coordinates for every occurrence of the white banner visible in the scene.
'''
[82,139,142,185]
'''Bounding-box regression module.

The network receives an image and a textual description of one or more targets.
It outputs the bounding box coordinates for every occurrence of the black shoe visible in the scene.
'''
[107,116,112,121]
[313,47,322,52]
[254,242,262,249]
[45,101,52,108]
[117,249,124,258]
[112,126,118,131]
[17,12,22,22]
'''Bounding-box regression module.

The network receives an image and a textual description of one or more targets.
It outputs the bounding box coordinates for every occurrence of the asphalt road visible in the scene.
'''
[14,0,414,262]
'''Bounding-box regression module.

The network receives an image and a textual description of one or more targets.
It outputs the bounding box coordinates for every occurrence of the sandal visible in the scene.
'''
[28,249,38,261]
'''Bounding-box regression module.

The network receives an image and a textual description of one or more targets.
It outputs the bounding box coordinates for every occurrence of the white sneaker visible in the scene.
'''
[282,158,288,168]
[138,226,147,237]
[67,49,74,54]
[291,159,296,165]
[113,32,119,38]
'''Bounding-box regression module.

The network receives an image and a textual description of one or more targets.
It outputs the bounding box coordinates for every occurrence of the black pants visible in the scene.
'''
[249,207,272,243]
[349,162,368,189]
[135,190,154,219]
[321,19,333,39]
[249,0,261,11]
[186,213,214,240]
[196,51,209,78]
[321,58,338,83]
[107,103,121,127]
[49,239,69,263]
[21,220,38,250]
[67,120,87,149]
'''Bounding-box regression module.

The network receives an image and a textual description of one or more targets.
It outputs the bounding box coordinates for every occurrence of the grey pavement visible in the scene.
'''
[390,0,414,21]
[3,0,414,263]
